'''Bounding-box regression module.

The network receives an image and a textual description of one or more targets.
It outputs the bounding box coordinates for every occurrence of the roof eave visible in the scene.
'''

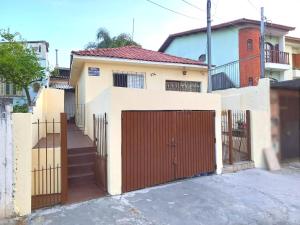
[158,18,295,52]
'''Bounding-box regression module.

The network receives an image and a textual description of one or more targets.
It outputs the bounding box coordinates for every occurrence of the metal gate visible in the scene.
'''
[121,110,216,193]
[93,113,108,191]
[31,113,68,210]
[221,110,251,164]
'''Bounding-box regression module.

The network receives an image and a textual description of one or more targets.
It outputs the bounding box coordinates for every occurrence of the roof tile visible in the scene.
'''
[72,46,206,66]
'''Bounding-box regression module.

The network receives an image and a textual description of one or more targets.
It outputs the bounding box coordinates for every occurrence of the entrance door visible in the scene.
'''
[121,111,216,193]
[280,94,300,160]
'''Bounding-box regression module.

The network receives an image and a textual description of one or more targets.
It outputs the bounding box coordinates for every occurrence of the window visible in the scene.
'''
[166,80,201,92]
[38,45,41,53]
[13,85,17,95]
[248,77,254,86]
[265,42,274,62]
[6,83,10,95]
[247,39,253,50]
[32,46,39,52]
[113,72,145,89]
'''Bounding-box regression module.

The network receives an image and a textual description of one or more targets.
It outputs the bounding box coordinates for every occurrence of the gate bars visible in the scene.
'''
[222,110,251,164]
[31,113,68,210]
[93,113,108,191]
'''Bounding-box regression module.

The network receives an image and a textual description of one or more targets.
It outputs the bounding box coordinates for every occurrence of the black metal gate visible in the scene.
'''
[31,113,68,210]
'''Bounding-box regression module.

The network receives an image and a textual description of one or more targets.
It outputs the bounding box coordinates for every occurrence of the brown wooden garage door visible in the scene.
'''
[121,110,216,193]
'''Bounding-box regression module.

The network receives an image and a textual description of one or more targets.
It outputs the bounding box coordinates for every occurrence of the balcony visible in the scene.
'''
[265,50,291,71]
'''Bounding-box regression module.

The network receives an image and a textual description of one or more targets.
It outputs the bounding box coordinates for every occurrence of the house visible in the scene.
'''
[49,67,75,120]
[159,18,300,88]
[69,45,223,195]
[0,40,50,105]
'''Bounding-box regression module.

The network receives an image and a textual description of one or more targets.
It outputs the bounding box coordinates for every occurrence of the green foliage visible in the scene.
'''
[50,68,60,77]
[85,28,141,49]
[0,29,45,105]
[13,104,29,113]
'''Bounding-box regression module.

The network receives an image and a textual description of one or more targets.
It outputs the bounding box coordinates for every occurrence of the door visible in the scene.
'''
[280,95,300,160]
[121,110,215,193]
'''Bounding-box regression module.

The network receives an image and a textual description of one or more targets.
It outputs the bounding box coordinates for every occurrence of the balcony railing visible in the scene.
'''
[265,49,289,65]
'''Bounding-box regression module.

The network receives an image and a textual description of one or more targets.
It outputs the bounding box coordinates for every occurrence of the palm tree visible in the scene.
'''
[85,28,140,49]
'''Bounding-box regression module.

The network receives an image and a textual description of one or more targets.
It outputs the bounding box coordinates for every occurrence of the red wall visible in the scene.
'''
[239,28,261,87]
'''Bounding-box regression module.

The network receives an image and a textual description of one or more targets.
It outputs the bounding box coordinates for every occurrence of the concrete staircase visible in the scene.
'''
[66,123,105,203]
[68,146,97,186]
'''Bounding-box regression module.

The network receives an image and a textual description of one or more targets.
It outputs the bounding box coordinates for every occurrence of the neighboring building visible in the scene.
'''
[49,67,75,119]
[159,18,300,88]
[0,41,50,105]
[69,46,222,196]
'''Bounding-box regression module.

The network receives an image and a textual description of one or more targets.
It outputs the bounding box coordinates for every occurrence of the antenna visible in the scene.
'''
[55,49,58,68]
[132,18,135,41]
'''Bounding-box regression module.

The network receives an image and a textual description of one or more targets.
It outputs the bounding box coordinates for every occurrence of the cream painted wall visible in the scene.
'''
[32,88,64,147]
[12,113,32,216]
[77,62,207,105]
[214,78,272,168]
[87,87,222,195]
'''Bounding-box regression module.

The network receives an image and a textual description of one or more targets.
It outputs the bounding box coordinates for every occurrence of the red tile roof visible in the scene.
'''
[72,46,206,66]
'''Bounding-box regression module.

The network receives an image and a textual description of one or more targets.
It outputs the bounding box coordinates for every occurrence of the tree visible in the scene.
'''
[0,30,45,106]
[85,28,141,49]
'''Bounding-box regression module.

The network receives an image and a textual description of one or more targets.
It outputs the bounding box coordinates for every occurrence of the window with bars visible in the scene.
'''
[165,80,201,92]
[113,72,145,89]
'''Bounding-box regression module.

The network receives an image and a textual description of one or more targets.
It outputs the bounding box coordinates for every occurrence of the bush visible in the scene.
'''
[13,104,29,113]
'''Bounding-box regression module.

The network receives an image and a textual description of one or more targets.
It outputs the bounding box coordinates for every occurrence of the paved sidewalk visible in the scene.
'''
[2,165,300,225]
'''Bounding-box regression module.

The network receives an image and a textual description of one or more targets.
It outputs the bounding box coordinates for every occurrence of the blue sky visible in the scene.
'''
[1,0,300,68]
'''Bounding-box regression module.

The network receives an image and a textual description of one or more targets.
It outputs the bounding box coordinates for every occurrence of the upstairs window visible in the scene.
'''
[247,39,253,50]
[248,77,254,86]
[166,80,201,92]
[113,72,145,89]
[38,45,41,53]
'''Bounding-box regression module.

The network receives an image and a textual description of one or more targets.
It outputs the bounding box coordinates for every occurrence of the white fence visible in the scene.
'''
[0,106,14,218]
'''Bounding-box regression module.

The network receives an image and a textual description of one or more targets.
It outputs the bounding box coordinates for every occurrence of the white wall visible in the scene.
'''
[0,106,13,219]
[214,78,272,168]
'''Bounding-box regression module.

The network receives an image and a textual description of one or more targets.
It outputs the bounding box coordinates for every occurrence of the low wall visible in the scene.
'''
[12,113,32,216]
[86,87,222,195]
[0,107,13,219]
[214,78,272,168]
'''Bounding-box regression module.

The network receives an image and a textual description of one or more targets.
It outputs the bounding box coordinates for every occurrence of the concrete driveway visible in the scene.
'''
[4,165,300,225]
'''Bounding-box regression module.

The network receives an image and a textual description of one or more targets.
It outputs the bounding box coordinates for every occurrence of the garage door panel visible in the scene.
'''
[122,111,215,193]
[174,111,215,179]
[122,111,174,192]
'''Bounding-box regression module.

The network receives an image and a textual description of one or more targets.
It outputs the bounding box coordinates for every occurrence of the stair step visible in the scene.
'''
[222,161,255,174]
[68,151,96,157]
[69,162,94,168]
[68,152,96,165]
[68,162,95,176]
[68,172,94,179]
[68,147,96,155]
[68,172,95,186]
